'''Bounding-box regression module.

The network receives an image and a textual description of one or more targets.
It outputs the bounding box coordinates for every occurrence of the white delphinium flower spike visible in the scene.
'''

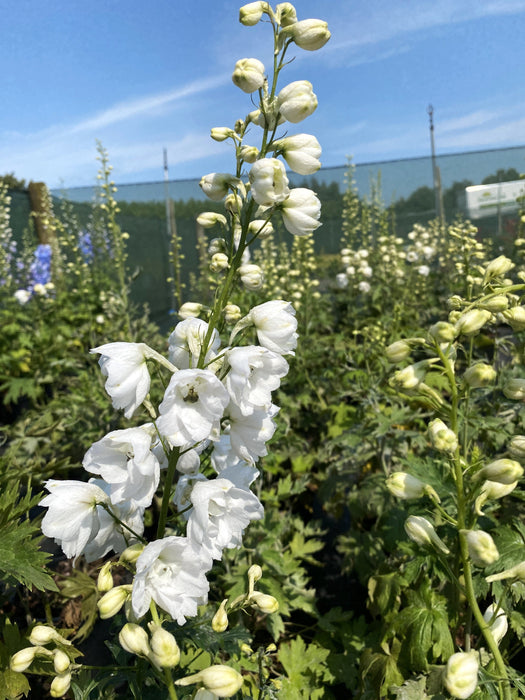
[281,187,321,237]
[225,346,289,415]
[187,463,263,560]
[249,158,290,206]
[157,369,229,448]
[131,536,211,624]
[83,425,160,508]
[230,299,298,356]
[227,402,279,464]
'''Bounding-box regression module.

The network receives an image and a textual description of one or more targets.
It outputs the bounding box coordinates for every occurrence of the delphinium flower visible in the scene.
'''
[78,230,94,263]
[37,4,329,695]
[28,243,52,293]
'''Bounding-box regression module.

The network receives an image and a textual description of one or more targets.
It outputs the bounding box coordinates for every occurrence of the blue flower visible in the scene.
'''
[29,243,52,289]
[78,230,94,263]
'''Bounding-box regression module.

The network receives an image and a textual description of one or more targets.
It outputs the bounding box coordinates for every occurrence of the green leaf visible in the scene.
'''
[0,669,30,700]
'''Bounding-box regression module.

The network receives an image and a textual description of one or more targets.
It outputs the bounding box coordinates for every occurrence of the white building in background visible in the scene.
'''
[461,180,525,220]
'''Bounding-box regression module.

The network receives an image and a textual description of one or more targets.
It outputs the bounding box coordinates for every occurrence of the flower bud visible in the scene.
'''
[239,1,267,26]
[247,564,263,595]
[50,671,72,698]
[486,561,525,583]
[210,127,235,142]
[240,144,259,163]
[508,435,525,460]
[462,529,499,567]
[210,253,230,273]
[200,173,238,201]
[483,254,514,282]
[476,458,524,484]
[249,158,290,206]
[483,604,508,645]
[503,377,525,400]
[97,584,132,619]
[223,303,242,324]
[448,294,463,309]
[175,664,244,697]
[239,263,264,291]
[385,340,411,363]
[248,218,274,239]
[282,18,331,51]
[118,542,145,565]
[386,472,440,502]
[479,295,509,312]
[455,309,491,336]
[53,649,71,674]
[224,192,243,215]
[428,418,458,454]
[474,479,518,515]
[149,626,180,668]
[429,321,457,343]
[444,651,479,699]
[272,134,322,176]
[212,599,229,633]
[10,647,39,673]
[463,362,497,388]
[249,592,279,614]
[404,515,449,554]
[97,561,114,593]
[275,2,297,26]
[503,306,525,331]
[196,212,228,229]
[277,80,318,124]
[178,302,203,320]
[232,58,266,93]
[391,361,427,390]
[28,625,71,647]
[119,623,151,657]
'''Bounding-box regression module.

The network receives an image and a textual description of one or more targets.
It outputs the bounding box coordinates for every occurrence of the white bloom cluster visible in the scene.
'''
[40,300,297,624]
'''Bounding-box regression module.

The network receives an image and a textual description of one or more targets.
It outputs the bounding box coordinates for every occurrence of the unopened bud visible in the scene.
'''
[210,253,230,273]
[249,592,279,614]
[486,561,525,583]
[178,302,203,320]
[50,671,72,698]
[98,584,132,619]
[200,173,238,202]
[391,361,426,390]
[53,649,71,674]
[275,2,297,26]
[503,377,525,400]
[223,303,242,324]
[28,625,71,647]
[240,145,259,163]
[502,306,525,331]
[247,564,263,596]
[483,255,514,282]
[479,295,509,312]
[119,623,151,657]
[444,651,479,699]
[462,529,499,567]
[475,479,518,515]
[463,362,497,388]
[212,599,229,633]
[476,458,524,485]
[248,218,274,238]
[386,472,440,502]
[196,212,228,229]
[119,542,145,565]
[455,309,491,336]
[210,127,235,142]
[239,1,268,26]
[10,647,39,673]
[385,340,411,363]
[404,515,449,554]
[448,294,464,310]
[232,57,266,93]
[282,18,331,51]
[175,664,244,697]
[483,604,508,645]
[97,561,114,592]
[429,321,457,343]
[508,435,525,460]
[239,263,264,291]
[149,626,180,668]
[428,418,457,454]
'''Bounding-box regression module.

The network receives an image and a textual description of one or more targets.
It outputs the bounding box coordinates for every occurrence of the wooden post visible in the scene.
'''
[28,182,54,243]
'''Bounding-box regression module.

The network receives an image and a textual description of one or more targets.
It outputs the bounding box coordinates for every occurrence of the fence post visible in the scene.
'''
[28,182,54,244]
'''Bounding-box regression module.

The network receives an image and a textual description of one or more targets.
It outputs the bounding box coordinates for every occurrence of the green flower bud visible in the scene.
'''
[429,321,457,343]
[247,564,263,596]
[239,1,268,26]
[223,303,242,324]
[97,561,114,593]
[392,361,427,390]
[462,529,499,567]
[50,671,72,698]
[483,604,508,646]
[448,294,464,309]
[10,647,39,673]
[479,295,509,312]
[404,515,449,554]
[53,649,71,674]
[175,664,244,698]
[97,584,132,619]
[385,339,411,363]
[386,472,440,502]
[210,253,230,273]
[249,592,279,614]
[502,306,525,331]
[428,418,458,454]
[477,458,524,484]
[210,127,235,142]
[149,626,180,668]
[282,18,331,51]
[503,377,525,400]
[196,212,228,229]
[275,2,297,26]
[483,254,514,282]
[212,599,229,633]
[474,479,518,515]
[240,145,259,163]
[463,362,497,388]
[486,561,525,583]
[232,58,266,93]
[444,651,479,699]
[508,435,525,460]
[455,309,491,336]
[119,623,151,658]
[28,625,71,647]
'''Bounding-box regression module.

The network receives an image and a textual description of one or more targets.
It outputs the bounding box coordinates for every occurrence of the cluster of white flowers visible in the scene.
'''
[39,6,329,677]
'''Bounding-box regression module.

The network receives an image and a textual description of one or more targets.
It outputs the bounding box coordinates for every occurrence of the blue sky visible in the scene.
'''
[2,0,525,189]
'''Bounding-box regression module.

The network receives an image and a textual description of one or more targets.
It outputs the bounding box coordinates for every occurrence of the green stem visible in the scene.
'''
[156,447,181,539]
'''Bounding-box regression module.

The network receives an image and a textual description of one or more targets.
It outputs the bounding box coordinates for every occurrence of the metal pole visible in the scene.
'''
[427,105,445,226]
[163,147,171,240]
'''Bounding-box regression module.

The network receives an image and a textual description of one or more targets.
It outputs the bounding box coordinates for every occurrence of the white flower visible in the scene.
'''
[247,300,298,355]
[210,432,248,474]
[336,273,348,288]
[248,219,274,238]
[173,472,207,516]
[157,369,229,447]
[131,536,211,624]
[360,264,372,277]
[14,289,31,304]
[196,212,228,228]
[444,651,479,699]
[483,604,508,645]
[239,1,267,26]
[358,281,371,293]
[282,18,331,51]
[406,250,418,262]
[249,158,290,206]
[228,402,279,464]
[281,188,321,237]
[83,425,160,508]
[225,346,288,415]
[168,318,220,370]
[187,464,263,559]
[418,264,430,277]
[277,80,318,123]
[239,263,264,290]
[232,57,266,93]
[272,134,321,175]
[90,342,152,418]
[178,301,203,319]
[40,479,143,561]
[199,173,238,201]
